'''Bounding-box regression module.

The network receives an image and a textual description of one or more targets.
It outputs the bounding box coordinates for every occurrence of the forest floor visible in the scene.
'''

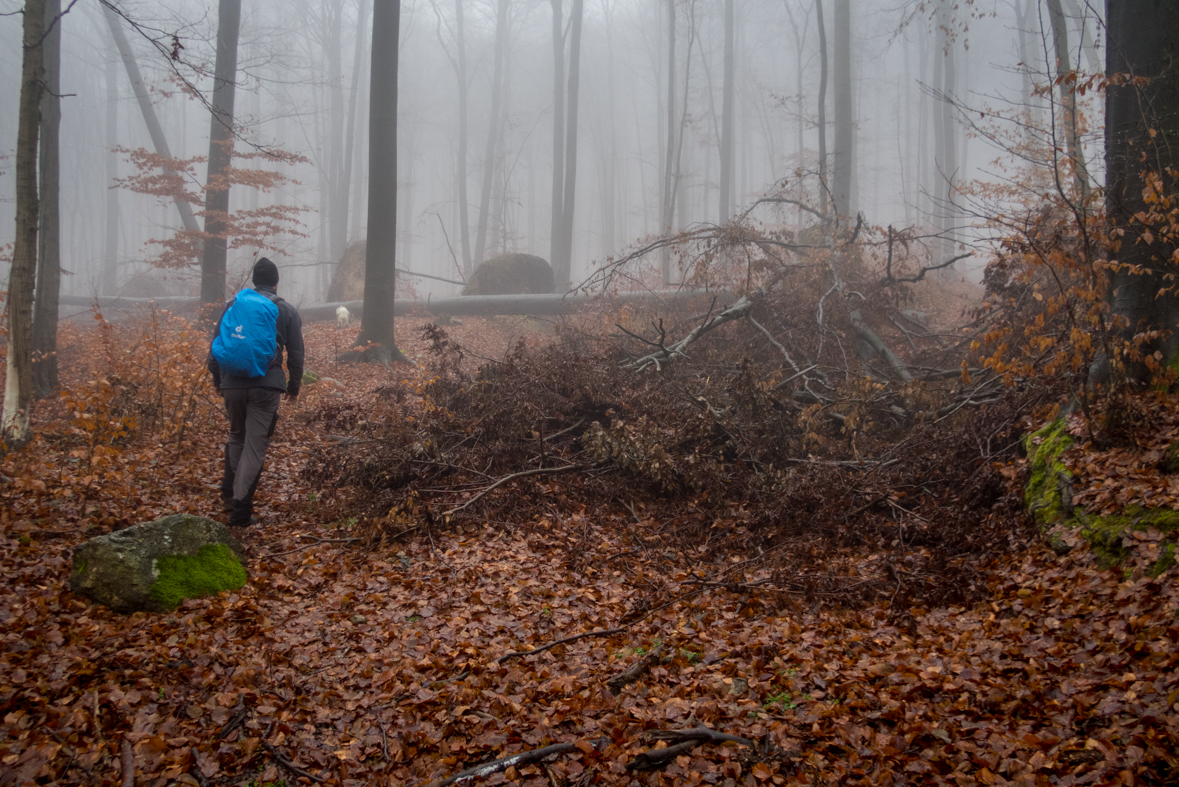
[2,314,1178,787]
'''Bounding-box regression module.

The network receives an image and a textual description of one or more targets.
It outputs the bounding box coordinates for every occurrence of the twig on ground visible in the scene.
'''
[444,465,587,516]
[262,741,324,783]
[606,641,663,695]
[121,739,135,787]
[627,727,755,771]
[498,627,627,663]
[213,696,249,740]
[425,739,608,787]
[43,727,93,778]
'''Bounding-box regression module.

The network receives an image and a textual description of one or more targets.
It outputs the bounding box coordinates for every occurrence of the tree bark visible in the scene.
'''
[474,0,510,268]
[831,0,852,218]
[200,0,243,305]
[327,0,348,265]
[1105,0,1179,374]
[719,0,734,223]
[32,0,62,398]
[4,0,47,448]
[355,0,410,364]
[102,4,200,239]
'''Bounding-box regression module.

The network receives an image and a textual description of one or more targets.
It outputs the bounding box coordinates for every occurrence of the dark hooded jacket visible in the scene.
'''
[207,285,305,396]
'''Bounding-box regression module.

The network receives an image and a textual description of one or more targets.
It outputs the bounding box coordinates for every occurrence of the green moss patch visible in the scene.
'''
[302,369,319,385]
[1026,421,1179,576]
[149,543,247,611]
[1025,419,1074,524]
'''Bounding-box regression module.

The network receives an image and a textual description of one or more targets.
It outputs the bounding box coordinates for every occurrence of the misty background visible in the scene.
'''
[0,0,1104,306]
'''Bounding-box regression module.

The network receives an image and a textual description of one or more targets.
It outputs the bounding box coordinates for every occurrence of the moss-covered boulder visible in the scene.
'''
[1024,419,1075,524]
[1025,419,1179,575]
[70,514,247,613]
[461,253,554,296]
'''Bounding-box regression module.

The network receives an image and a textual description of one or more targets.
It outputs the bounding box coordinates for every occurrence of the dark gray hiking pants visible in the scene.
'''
[220,387,282,505]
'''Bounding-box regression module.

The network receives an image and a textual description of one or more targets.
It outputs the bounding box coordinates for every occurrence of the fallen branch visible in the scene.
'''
[425,739,607,787]
[444,464,587,516]
[606,641,663,695]
[121,739,135,787]
[627,727,754,771]
[213,697,249,740]
[498,627,626,663]
[262,741,324,783]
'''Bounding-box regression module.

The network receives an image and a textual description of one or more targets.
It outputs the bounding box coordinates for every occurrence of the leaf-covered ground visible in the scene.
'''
[2,315,1178,787]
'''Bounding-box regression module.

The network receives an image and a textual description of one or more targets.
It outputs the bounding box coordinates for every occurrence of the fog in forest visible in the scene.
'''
[0,0,1104,305]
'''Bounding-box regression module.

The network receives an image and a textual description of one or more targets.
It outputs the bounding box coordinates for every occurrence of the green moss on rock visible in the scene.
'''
[1025,419,1074,524]
[149,543,247,611]
[302,369,319,385]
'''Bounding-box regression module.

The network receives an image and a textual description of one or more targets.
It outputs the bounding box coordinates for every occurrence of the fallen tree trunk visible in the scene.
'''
[59,290,734,324]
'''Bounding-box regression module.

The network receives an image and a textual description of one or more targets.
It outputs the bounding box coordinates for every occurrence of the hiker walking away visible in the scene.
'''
[207,258,305,527]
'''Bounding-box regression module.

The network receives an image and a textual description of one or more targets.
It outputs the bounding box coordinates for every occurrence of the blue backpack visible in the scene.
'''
[211,289,280,378]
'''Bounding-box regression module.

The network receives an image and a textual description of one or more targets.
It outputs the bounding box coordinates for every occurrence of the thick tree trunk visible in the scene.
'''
[815,0,828,217]
[355,0,410,364]
[4,0,46,448]
[831,0,852,218]
[200,0,243,305]
[32,0,62,398]
[102,4,200,239]
[553,0,584,289]
[1105,0,1179,375]
[719,0,734,223]
[474,0,509,268]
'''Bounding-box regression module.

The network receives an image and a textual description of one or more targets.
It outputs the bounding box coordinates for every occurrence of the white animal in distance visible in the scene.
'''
[336,305,353,328]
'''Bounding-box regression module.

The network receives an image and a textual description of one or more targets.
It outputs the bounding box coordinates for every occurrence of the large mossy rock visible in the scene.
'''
[1026,419,1179,574]
[70,514,248,613]
[461,253,554,296]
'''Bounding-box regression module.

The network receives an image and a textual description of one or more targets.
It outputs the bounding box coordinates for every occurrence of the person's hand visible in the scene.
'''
[214,386,221,397]
[284,392,298,403]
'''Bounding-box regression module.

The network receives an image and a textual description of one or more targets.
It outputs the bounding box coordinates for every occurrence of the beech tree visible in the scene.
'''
[1105,0,1179,375]
[353,0,411,364]
[4,0,47,448]
[200,0,243,304]
[32,0,62,398]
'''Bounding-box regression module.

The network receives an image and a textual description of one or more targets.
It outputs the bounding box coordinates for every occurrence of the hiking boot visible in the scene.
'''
[228,498,257,528]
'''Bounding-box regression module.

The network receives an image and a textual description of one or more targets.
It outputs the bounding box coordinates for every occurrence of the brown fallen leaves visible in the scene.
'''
[1,313,1178,786]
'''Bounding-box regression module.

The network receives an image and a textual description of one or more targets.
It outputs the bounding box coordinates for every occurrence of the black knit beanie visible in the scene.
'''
[253,257,280,288]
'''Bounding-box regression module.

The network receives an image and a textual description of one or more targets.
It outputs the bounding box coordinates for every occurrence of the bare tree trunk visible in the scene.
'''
[939,20,957,262]
[549,0,566,275]
[820,0,830,217]
[327,0,348,264]
[4,0,47,447]
[474,0,509,268]
[356,0,410,364]
[102,4,200,238]
[453,0,472,273]
[719,0,734,223]
[340,0,370,256]
[554,0,584,289]
[659,0,676,282]
[1045,0,1091,205]
[103,47,120,295]
[831,0,851,218]
[200,0,243,305]
[33,0,62,398]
